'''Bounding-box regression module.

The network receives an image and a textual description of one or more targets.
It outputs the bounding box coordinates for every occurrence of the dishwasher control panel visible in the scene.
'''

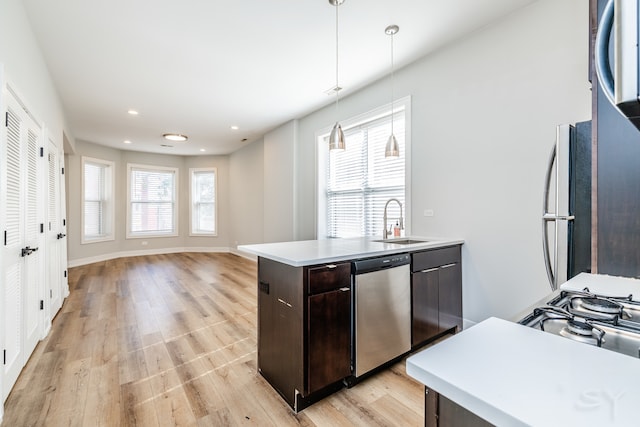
[352,253,410,275]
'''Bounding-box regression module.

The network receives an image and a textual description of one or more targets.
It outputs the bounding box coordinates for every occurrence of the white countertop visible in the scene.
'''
[237,236,464,267]
[562,273,640,302]
[406,317,640,426]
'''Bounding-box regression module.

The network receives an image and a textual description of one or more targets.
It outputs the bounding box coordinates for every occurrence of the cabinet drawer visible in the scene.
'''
[412,246,461,272]
[307,262,351,295]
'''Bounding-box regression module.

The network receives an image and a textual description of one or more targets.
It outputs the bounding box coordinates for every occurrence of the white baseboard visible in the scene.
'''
[67,246,231,268]
[230,248,257,262]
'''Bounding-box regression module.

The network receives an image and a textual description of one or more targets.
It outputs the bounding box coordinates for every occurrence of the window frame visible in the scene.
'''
[189,167,217,236]
[316,96,412,239]
[126,163,179,239]
[81,156,115,244]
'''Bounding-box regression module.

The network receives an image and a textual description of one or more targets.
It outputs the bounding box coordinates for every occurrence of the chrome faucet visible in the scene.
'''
[383,198,404,239]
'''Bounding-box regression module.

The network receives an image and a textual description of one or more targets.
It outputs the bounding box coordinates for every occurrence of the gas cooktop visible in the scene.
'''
[518,273,640,358]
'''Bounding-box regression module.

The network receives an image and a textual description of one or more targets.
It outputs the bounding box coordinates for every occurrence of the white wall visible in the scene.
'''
[65,140,232,265]
[229,138,265,250]
[292,0,591,322]
[263,121,296,243]
[0,0,74,153]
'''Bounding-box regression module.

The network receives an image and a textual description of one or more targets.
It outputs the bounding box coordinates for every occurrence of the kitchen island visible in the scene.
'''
[239,236,464,411]
[406,317,640,426]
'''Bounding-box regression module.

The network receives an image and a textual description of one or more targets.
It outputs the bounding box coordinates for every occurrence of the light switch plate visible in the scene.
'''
[424,209,434,217]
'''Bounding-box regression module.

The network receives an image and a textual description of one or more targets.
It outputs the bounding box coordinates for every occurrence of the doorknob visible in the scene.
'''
[57,233,66,239]
[20,246,39,257]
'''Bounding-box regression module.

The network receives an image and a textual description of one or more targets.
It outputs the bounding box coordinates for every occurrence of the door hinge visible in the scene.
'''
[5,111,8,127]
[40,147,44,157]
[40,300,44,310]
[3,349,6,365]
[63,219,66,226]
[64,270,67,278]
[61,167,65,175]
[3,230,6,246]
[40,223,44,233]
[50,289,53,298]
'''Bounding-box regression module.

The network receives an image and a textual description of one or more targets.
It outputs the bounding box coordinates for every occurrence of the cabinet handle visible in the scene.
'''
[277,298,292,308]
[440,263,457,269]
[326,264,337,269]
[339,287,350,292]
[420,268,439,273]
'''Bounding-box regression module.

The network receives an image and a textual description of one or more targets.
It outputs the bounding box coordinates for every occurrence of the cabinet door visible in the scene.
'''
[438,263,462,333]
[411,268,439,346]
[307,288,351,394]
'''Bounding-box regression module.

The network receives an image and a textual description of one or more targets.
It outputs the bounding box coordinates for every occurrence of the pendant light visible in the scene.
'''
[385,24,400,158]
[328,0,346,151]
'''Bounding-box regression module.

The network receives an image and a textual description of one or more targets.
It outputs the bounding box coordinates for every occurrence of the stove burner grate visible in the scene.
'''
[580,297,623,314]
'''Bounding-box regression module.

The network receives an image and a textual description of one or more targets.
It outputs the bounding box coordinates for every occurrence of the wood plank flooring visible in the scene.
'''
[2,253,424,426]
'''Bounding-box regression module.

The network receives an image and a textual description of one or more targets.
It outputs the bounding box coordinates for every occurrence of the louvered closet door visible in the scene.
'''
[23,123,42,357]
[2,92,43,400]
[3,100,25,398]
[47,139,62,315]
[59,145,68,298]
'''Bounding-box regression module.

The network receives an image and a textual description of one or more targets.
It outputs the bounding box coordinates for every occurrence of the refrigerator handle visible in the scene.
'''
[542,142,557,291]
[595,0,615,108]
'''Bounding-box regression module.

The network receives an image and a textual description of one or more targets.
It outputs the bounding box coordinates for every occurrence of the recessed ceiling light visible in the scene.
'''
[163,133,188,142]
[200,148,206,152]
[124,140,132,144]
[127,110,139,115]
[230,126,239,130]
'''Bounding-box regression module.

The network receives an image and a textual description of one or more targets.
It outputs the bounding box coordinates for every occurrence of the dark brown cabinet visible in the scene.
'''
[425,387,493,427]
[307,263,351,394]
[257,258,351,411]
[411,245,462,348]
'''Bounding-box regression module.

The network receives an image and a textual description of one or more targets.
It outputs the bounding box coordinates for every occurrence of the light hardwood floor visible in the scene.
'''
[2,253,424,426]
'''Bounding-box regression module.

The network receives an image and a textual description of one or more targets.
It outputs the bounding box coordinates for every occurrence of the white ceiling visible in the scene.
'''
[23,0,537,156]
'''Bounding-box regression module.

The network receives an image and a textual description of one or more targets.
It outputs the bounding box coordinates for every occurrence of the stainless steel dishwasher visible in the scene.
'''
[352,253,411,378]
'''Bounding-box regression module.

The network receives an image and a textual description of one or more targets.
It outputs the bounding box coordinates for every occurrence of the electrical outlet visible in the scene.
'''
[424,209,434,217]
[141,241,148,246]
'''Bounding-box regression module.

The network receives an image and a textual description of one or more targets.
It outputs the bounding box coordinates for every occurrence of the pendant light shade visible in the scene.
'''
[329,122,346,151]
[385,24,399,158]
[329,0,346,151]
[385,134,399,157]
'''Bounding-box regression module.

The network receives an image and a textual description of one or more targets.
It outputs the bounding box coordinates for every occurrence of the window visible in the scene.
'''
[190,168,217,235]
[127,163,178,238]
[318,97,410,238]
[81,157,114,243]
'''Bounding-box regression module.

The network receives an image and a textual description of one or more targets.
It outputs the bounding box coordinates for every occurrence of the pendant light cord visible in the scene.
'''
[335,1,340,115]
[390,30,394,136]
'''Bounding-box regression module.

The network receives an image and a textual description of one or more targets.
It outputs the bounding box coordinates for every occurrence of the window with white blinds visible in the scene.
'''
[190,168,217,235]
[321,100,408,238]
[82,157,114,243]
[127,164,178,238]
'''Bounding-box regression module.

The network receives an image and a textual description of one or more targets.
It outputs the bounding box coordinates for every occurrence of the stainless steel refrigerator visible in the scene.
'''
[542,122,592,291]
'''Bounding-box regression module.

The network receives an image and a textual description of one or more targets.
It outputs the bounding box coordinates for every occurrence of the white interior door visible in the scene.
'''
[2,90,43,400]
[3,97,26,398]
[59,149,68,298]
[23,124,42,358]
[47,139,62,317]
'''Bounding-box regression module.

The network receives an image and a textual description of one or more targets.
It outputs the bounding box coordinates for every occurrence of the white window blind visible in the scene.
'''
[325,107,406,238]
[128,164,177,237]
[190,168,216,235]
[82,157,114,243]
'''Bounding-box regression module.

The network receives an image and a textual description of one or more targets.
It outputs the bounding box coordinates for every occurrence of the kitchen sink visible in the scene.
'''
[374,238,431,245]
